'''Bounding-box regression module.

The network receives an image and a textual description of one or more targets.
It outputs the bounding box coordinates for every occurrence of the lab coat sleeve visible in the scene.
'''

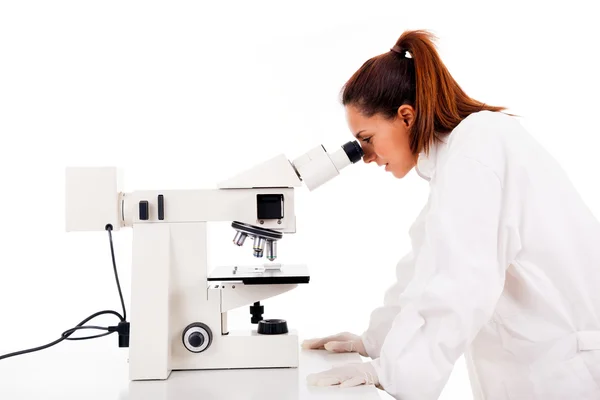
[361,203,430,359]
[372,155,506,399]
[361,251,417,358]
[361,191,429,359]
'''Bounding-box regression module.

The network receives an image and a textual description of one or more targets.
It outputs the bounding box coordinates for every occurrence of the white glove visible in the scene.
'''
[301,332,368,357]
[306,362,379,388]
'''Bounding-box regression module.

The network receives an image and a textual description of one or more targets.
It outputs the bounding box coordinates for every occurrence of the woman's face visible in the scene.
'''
[345,105,418,179]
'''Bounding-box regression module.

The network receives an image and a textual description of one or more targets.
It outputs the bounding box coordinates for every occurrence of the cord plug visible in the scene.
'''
[109,321,130,348]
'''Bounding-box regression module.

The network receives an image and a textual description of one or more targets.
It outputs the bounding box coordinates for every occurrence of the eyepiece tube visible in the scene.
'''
[291,140,363,191]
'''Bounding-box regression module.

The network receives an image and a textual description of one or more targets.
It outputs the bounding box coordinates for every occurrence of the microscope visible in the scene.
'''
[65,140,363,381]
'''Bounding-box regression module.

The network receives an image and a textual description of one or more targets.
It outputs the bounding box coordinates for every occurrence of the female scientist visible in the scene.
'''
[303,30,600,399]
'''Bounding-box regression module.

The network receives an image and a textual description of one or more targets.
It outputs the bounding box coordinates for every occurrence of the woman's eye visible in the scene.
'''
[363,137,372,144]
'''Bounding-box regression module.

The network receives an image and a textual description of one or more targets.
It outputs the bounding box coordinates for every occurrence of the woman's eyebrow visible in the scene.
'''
[355,130,366,139]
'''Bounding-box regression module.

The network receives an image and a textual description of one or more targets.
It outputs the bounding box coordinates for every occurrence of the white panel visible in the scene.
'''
[129,223,172,380]
[167,222,217,363]
[65,167,122,231]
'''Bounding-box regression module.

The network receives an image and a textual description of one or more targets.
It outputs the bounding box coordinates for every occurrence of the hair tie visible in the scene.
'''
[390,45,407,58]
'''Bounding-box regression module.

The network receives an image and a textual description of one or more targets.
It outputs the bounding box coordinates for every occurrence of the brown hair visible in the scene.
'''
[342,30,506,155]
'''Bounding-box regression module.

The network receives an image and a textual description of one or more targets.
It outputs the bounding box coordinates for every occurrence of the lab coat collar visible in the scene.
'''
[415,136,447,181]
[415,112,483,181]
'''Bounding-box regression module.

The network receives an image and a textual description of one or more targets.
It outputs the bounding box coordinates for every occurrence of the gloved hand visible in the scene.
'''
[301,332,368,356]
[306,362,379,388]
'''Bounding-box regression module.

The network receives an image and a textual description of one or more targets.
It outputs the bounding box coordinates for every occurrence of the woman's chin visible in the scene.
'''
[389,167,408,179]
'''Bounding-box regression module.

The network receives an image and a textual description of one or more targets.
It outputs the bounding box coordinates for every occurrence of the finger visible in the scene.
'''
[301,338,325,349]
[315,377,342,387]
[301,334,344,349]
[339,376,366,388]
[307,373,339,386]
[324,340,355,353]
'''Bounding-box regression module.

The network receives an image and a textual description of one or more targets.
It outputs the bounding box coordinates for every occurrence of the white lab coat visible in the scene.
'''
[362,110,600,399]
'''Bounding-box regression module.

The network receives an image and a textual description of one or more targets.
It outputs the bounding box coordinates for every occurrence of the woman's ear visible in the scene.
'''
[396,105,415,128]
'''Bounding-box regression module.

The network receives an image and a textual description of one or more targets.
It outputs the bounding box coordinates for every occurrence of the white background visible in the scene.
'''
[1,1,599,399]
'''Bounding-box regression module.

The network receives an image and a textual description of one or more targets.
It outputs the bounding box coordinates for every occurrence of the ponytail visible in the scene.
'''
[342,30,506,155]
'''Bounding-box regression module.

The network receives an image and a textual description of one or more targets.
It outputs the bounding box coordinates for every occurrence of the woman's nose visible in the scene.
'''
[363,150,377,164]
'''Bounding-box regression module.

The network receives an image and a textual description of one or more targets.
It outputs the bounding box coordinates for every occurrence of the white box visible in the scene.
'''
[65,167,122,231]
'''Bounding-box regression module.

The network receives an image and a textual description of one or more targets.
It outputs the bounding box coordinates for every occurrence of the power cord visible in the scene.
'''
[0,224,130,361]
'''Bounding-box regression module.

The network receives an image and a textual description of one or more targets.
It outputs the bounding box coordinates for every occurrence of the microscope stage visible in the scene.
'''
[208,264,309,285]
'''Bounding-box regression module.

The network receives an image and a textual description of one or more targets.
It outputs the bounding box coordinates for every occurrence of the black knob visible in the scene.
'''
[250,301,264,324]
[342,140,364,163]
[188,332,204,348]
[182,322,212,353]
[139,200,149,220]
[257,319,288,335]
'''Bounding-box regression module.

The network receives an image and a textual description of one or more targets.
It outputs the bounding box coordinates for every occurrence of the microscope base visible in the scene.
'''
[171,329,299,372]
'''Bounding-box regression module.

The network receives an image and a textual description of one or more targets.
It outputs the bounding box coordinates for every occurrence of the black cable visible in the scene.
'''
[107,226,126,321]
[0,225,128,361]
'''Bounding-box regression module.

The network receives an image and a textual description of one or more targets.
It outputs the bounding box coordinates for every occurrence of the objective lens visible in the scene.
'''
[233,231,247,246]
[266,240,277,261]
[253,236,265,258]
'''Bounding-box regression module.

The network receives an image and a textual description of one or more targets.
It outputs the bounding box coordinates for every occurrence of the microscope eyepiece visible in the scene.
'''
[342,140,364,163]
[291,139,364,191]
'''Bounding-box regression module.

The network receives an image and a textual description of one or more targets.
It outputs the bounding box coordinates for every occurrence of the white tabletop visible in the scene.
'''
[0,343,381,400]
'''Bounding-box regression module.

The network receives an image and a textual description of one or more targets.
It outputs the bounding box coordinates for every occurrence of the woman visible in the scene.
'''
[303,30,600,400]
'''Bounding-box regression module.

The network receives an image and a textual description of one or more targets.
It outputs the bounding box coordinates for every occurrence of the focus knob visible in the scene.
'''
[182,322,212,353]
[188,332,204,348]
[257,319,288,335]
